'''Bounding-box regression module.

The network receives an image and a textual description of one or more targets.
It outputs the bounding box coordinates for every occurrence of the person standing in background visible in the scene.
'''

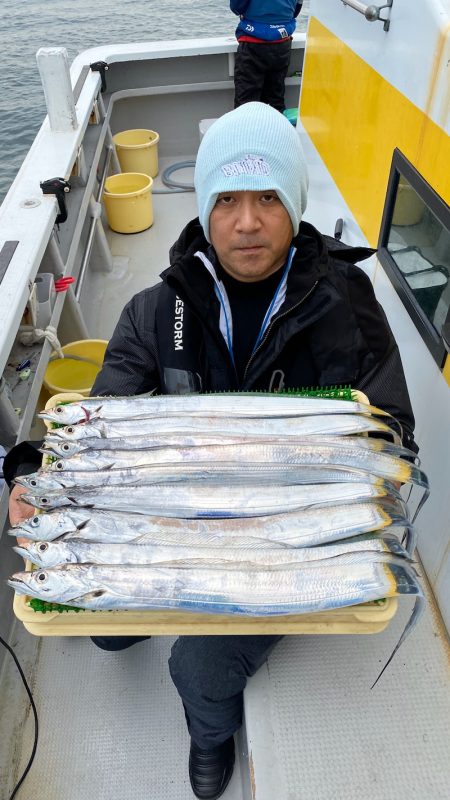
[231,1,302,112]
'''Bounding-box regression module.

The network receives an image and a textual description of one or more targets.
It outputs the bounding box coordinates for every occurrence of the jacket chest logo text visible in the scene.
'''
[221,154,271,177]
[174,296,184,351]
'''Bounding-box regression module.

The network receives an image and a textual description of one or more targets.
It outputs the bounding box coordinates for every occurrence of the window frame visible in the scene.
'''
[377,148,450,368]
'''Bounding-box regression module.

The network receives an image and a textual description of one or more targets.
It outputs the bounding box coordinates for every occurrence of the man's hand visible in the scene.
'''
[9,484,35,547]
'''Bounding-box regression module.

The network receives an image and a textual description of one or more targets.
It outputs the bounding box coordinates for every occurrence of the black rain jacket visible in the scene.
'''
[4,218,417,486]
[93,219,416,447]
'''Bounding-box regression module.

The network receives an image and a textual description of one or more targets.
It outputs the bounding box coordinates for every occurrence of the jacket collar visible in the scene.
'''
[161,217,374,315]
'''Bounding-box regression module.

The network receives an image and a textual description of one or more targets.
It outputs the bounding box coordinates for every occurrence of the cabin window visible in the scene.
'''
[378,149,450,367]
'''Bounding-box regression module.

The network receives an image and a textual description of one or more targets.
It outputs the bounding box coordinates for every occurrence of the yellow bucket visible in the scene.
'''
[113,129,160,178]
[43,340,108,397]
[103,173,153,234]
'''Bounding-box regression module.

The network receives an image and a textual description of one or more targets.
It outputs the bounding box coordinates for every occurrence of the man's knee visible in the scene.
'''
[168,635,283,701]
[169,636,233,701]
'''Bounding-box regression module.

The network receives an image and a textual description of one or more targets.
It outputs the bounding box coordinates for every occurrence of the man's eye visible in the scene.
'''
[217,196,234,205]
[261,194,277,203]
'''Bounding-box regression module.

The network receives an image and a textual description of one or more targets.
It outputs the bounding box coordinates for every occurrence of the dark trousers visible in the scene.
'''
[234,40,292,112]
[168,634,283,748]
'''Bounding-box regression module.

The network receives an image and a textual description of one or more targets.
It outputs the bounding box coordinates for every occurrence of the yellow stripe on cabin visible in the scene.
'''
[300,17,450,247]
[300,16,450,383]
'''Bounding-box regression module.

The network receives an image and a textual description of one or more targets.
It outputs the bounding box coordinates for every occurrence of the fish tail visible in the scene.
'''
[401,525,418,556]
[411,484,431,523]
[371,591,425,688]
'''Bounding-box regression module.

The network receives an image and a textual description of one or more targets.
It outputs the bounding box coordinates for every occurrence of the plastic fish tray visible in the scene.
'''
[12,390,399,636]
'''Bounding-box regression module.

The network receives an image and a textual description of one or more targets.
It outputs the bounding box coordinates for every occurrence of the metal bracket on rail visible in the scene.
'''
[40,178,71,226]
[90,61,109,92]
[341,0,393,31]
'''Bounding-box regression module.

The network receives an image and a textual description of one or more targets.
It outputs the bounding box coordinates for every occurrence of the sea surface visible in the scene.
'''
[0,0,309,203]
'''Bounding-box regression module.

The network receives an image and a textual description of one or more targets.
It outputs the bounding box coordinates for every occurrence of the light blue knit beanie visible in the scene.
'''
[194,102,308,242]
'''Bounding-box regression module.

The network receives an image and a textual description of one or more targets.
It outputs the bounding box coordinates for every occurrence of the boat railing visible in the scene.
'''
[0,36,305,537]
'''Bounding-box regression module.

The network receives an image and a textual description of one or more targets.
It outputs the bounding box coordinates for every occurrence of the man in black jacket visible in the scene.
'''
[7,102,416,800]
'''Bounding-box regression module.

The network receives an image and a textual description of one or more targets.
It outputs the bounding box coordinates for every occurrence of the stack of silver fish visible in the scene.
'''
[8,393,428,676]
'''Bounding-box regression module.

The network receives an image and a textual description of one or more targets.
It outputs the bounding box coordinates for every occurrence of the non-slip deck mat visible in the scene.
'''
[4,633,245,800]
[245,592,450,800]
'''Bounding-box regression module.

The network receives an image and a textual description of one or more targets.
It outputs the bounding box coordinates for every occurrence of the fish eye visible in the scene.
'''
[37,572,48,582]
[67,427,75,434]
[30,479,37,487]
[56,461,64,470]
[55,407,63,414]
[31,516,40,527]
[41,498,49,505]
[62,444,70,452]
[38,543,49,552]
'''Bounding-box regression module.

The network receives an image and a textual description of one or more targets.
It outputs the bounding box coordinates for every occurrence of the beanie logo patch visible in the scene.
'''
[221,155,271,177]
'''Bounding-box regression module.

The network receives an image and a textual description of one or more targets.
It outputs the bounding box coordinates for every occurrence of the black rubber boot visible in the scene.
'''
[189,736,235,800]
[90,635,151,651]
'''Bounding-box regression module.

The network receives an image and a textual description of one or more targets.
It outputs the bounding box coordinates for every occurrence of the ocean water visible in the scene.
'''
[0,0,309,203]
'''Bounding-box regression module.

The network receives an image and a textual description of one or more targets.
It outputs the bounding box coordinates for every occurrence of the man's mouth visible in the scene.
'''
[236,245,264,253]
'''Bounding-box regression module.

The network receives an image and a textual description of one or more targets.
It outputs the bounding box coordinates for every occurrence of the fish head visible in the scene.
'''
[13,540,74,568]
[38,403,90,425]
[10,511,78,541]
[14,473,67,492]
[21,492,78,510]
[8,564,86,602]
[50,423,98,441]
[50,459,75,474]
[41,440,85,457]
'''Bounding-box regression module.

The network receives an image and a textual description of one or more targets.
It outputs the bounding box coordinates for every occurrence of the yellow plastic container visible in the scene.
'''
[113,129,160,178]
[103,172,153,234]
[43,340,108,397]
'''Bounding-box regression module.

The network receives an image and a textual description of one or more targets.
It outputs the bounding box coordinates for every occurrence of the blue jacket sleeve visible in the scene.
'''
[294,3,302,18]
[230,1,249,16]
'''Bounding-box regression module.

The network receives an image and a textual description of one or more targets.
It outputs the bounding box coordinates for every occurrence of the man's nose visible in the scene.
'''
[235,200,261,232]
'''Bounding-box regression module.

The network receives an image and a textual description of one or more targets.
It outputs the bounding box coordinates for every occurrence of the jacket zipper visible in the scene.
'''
[242,280,319,385]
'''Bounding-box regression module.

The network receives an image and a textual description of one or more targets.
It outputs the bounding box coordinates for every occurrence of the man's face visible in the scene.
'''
[209,190,293,282]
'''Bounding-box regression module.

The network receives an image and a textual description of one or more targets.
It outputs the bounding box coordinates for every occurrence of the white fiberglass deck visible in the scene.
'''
[1,577,449,799]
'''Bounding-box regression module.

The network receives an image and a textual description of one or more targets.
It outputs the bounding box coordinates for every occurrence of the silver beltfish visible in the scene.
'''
[16,534,410,569]
[11,500,405,545]
[46,413,399,443]
[7,557,418,612]
[39,394,392,426]
[13,497,412,550]
[41,434,418,470]
[21,481,404,518]
[42,441,425,487]
[16,464,403,493]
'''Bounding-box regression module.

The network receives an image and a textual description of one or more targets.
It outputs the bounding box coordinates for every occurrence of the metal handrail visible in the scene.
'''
[74,144,113,301]
[341,0,393,31]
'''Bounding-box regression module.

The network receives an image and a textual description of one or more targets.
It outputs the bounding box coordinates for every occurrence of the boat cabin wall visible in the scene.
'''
[300,0,449,246]
[299,0,450,631]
